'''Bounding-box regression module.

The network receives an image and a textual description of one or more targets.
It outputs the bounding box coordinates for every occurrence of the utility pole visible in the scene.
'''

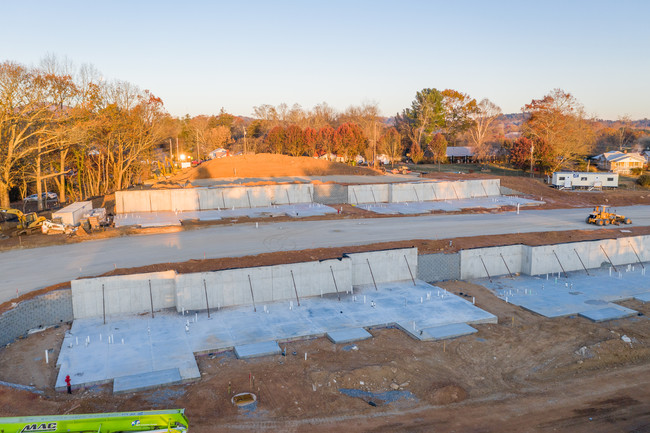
[530,144,534,178]
[195,129,199,161]
[169,138,173,161]
[373,122,377,168]
[243,128,247,154]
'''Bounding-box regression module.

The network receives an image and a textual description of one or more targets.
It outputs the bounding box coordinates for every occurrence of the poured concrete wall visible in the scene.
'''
[116,184,314,213]
[116,179,502,211]
[71,271,177,319]
[175,258,351,311]
[390,182,435,202]
[528,235,650,275]
[387,179,501,203]
[69,249,416,319]
[346,248,418,286]
[460,245,526,279]
[347,184,390,204]
[459,235,650,279]
[313,184,348,204]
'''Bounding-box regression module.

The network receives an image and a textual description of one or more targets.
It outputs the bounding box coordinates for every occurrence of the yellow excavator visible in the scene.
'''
[0,208,47,235]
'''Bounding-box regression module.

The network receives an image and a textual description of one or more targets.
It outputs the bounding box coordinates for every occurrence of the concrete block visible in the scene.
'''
[234,341,281,359]
[418,253,461,282]
[326,328,373,344]
[113,368,182,394]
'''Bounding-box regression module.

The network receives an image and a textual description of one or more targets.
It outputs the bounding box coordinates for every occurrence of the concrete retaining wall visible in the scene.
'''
[70,249,413,319]
[528,235,650,275]
[117,179,503,211]
[460,235,650,279]
[313,184,348,204]
[116,184,314,213]
[346,248,418,286]
[347,184,390,204]
[0,290,73,347]
[71,271,177,319]
[460,245,527,280]
[349,179,502,204]
[175,258,351,311]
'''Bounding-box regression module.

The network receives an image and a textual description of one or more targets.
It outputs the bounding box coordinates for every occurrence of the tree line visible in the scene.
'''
[0,58,173,208]
[2,57,648,208]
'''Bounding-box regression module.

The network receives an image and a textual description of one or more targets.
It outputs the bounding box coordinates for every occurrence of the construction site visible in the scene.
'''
[1,155,650,432]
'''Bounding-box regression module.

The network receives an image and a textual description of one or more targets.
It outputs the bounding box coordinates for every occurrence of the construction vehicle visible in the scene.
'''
[41,219,77,235]
[586,205,632,226]
[0,409,188,432]
[0,208,47,235]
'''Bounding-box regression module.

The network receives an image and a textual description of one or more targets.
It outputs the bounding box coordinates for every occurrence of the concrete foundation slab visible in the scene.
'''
[480,263,649,319]
[420,323,478,341]
[359,196,543,215]
[234,341,281,359]
[113,368,182,394]
[326,328,373,344]
[56,280,495,391]
[634,292,650,303]
[578,307,637,322]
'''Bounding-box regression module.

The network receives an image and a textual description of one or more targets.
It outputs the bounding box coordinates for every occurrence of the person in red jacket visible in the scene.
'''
[65,375,72,394]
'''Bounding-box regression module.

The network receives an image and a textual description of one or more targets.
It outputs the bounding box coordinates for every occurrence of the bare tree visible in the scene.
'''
[0,62,57,207]
[468,98,502,162]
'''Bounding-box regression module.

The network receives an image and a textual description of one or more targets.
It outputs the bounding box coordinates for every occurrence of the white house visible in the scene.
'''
[445,146,475,162]
[594,151,646,174]
[551,172,618,190]
[208,148,228,159]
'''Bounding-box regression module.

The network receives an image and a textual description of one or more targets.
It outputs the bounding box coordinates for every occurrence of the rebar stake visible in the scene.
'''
[404,255,416,286]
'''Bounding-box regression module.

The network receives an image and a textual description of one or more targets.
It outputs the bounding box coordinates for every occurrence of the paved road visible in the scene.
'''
[2,205,650,303]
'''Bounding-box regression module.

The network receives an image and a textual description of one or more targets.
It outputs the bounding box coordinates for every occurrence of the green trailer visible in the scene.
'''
[0,409,188,433]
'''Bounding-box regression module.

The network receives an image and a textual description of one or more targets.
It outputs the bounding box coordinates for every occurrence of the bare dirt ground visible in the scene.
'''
[2,158,650,430]
[1,281,649,432]
[161,153,380,185]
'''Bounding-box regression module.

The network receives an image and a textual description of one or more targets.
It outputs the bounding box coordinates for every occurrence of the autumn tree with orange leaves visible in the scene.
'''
[521,89,595,173]
[0,59,171,206]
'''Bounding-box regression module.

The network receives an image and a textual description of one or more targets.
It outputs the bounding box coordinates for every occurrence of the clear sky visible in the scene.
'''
[2,0,648,119]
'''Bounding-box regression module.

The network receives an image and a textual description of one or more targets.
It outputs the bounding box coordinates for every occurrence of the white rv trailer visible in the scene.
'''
[551,172,618,190]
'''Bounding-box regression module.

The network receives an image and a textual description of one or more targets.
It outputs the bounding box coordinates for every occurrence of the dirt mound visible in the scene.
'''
[429,384,468,405]
[175,153,380,181]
